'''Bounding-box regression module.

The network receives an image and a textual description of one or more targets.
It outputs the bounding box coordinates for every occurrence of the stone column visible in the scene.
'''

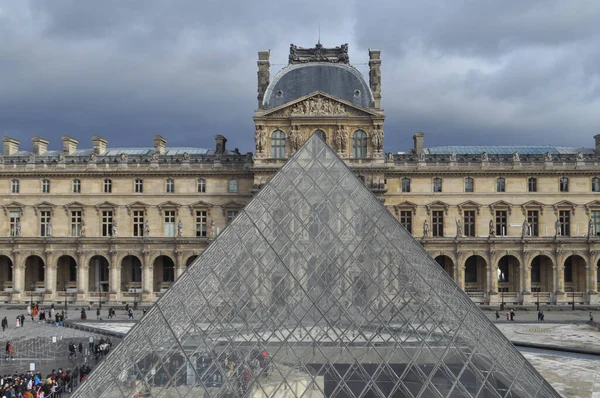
[554,264,565,303]
[142,252,153,302]
[175,251,185,280]
[456,264,465,290]
[590,263,599,304]
[522,265,532,305]
[44,264,56,301]
[109,251,120,302]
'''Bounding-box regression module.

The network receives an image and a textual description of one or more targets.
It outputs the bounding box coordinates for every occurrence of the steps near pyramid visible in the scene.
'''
[73,134,560,397]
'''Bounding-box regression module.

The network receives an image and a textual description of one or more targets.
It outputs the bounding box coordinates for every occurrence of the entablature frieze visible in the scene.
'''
[383,167,600,177]
[0,168,254,178]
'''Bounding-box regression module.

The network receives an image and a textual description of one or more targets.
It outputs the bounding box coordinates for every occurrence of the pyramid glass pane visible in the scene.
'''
[74,134,560,398]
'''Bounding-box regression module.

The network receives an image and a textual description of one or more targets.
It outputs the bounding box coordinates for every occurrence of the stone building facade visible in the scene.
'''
[2,42,600,306]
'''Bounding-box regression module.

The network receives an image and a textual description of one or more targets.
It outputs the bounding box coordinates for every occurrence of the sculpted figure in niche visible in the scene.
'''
[46,220,53,237]
[423,220,430,237]
[144,221,150,237]
[521,220,531,237]
[372,126,384,152]
[15,220,21,237]
[177,220,183,237]
[455,218,462,238]
[513,152,520,162]
[289,129,300,152]
[588,218,595,238]
[489,220,495,237]
[210,221,216,238]
[111,220,118,237]
[555,219,561,237]
[80,220,86,237]
[254,126,265,152]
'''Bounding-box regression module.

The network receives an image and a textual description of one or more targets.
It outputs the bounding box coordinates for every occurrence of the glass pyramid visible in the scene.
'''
[73,134,559,398]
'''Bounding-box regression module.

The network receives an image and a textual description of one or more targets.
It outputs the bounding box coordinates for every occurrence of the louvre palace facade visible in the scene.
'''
[1,42,600,306]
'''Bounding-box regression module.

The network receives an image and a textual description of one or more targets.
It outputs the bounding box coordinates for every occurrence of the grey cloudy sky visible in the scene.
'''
[1,1,599,153]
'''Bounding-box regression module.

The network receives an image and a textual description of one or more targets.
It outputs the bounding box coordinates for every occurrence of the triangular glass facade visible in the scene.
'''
[74,134,559,398]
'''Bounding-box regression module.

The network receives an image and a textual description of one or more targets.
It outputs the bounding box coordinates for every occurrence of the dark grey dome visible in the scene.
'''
[263,63,374,109]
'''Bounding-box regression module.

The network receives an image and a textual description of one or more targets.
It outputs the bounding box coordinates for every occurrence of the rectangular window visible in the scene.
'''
[593,178,600,193]
[198,178,206,193]
[401,178,411,193]
[40,211,51,237]
[228,179,239,193]
[463,210,476,237]
[227,210,238,224]
[496,178,506,192]
[464,178,474,193]
[560,177,569,192]
[71,211,82,237]
[73,179,81,193]
[166,179,175,193]
[9,211,20,237]
[103,179,112,193]
[495,210,508,236]
[135,179,143,193]
[527,210,539,237]
[433,178,442,193]
[195,210,207,237]
[11,180,19,194]
[42,179,50,193]
[528,177,537,192]
[164,210,176,237]
[432,210,444,237]
[592,210,600,237]
[559,210,570,236]
[133,210,144,237]
[101,210,113,237]
[399,211,412,234]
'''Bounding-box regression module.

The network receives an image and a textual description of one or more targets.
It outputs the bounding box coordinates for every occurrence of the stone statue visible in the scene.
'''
[334,126,347,152]
[80,220,86,237]
[89,153,97,162]
[577,152,584,161]
[183,152,190,160]
[386,152,394,161]
[417,152,425,162]
[111,220,118,237]
[289,129,300,151]
[513,152,520,162]
[481,152,489,162]
[0,154,4,163]
[177,220,183,237]
[555,219,561,237]
[144,221,150,237]
[489,220,495,237]
[27,153,35,163]
[423,220,430,237]
[210,221,216,238]
[544,152,552,162]
[120,153,128,163]
[58,153,65,162]
[255,126,265,152]
[46,220,53,237]
[151,151,159,161]
[450,152,457,162]
[372,127,384,152]
[15,219,21,237]
[588,218,595,238]
[521,220,531,237]
[245,152,253,162]
[456,218,462,238]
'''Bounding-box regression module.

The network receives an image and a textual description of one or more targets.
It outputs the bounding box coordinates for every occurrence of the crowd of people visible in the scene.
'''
[0,365,94,397]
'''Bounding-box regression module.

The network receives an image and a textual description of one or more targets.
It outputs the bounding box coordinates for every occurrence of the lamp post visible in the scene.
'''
[572,290,575,311]
[64,282,68,312]
[500,289,505,311]
[30,282,34,308]
[536,290,540,312]
[134,285,138,310]
[98,283,102,310]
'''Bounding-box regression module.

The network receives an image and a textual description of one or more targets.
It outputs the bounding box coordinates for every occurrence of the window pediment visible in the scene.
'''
[94,201,118,215]
[126,201,150,215]
[489,200,514,215]
[2,201,25,216]
[188,200,214,216]
[64,201,86,216]
[585,200,600,215]
[33,201,55,216]
[426,200,449,215]
[553,200,577,215]
[458,200,482,215]
[157,201,181,215]
[221,200,243,216]
[521,200,545,215]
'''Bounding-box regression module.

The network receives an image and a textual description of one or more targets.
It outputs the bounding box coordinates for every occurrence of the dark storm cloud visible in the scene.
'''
[0,1,599,153]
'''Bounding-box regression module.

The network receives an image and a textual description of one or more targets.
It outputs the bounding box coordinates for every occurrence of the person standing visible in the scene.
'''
[96,307,101,320]
[1,316,7,331]
[495,310,499,321]
[510,309,515,321]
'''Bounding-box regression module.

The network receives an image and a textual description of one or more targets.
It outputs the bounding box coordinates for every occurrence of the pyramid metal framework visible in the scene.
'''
[74,134,559,398]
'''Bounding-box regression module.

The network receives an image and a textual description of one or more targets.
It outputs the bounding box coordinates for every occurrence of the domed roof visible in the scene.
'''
[263,62,374,109]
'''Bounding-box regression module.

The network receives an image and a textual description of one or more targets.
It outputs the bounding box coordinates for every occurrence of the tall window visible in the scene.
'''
[228,178,238,193]
[42,179,50,193]
[227,210,238,224]
[559,210,570,236]
[195,210,207,237]
[496,177,506,192]
[498,257,509,282]
[271,130,286,159]
[495,211,508,236]
[315,130,326,141]
[593,177,600,192]
[531,257,541,284]
[433,177,443,193]
[352,130,368,159]
[72,179,81,193]
[401,177,411,193]
[133,211,144,237]
[559,177,569,192]
[71,211,82,237]
[134,178,143,193]
[528,177,537,192]
[463,210,476,237]
[164,210,176,237]
[11,179,19,194]
[166,178,175,193]
[103,179,112,193]
[40,211,51,237]
[564,257,573,283]
[464,177,474,193]
[197,178,206,193]
[432,210,444,237]
[9,211,20,237]
[592,210,600,237]
[527,210,539,237]
[399,211,412,233]
[101,211,113,237]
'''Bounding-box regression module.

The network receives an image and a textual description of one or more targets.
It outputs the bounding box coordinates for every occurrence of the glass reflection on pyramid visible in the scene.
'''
[73,134,560,397]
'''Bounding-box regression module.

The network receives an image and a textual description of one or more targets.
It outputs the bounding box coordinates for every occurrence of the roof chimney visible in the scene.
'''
[215,135,227,154]
[2,137,20,156]
[31,137,49,155]
[257,50,270,109]
[595,134,600,153]
[153,135,167,155]
[92,136,107,155]
[61,136,78,155]
[413,132,425,154]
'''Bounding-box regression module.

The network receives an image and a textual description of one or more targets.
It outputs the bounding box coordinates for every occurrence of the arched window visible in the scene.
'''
[353,130,367,159]
[464,177,474,192]
[401,177,411,193]
[496,177,506,192]
[560,176,569,192]
[592,177,600,193]
[315,130,326,141]
[433,177,443,193]
[271,130,286,159]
